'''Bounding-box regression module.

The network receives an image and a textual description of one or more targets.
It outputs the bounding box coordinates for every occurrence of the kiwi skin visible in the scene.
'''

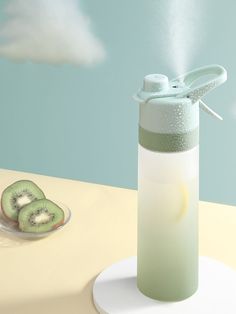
[1,180,45,222]
[1,205,16,222]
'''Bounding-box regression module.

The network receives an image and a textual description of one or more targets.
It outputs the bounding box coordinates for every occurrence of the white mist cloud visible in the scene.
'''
[151,0,204,75]
[0,0,106,65]
[165,0,201,75]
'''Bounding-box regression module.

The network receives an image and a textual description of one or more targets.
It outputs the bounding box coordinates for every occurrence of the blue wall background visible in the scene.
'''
[0,0,235,205]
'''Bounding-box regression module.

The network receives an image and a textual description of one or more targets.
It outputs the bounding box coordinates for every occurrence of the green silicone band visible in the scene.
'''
[139,125,199,152]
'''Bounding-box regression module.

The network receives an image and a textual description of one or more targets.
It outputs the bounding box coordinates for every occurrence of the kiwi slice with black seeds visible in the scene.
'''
[1,180,45,222]
[18,199,64,233]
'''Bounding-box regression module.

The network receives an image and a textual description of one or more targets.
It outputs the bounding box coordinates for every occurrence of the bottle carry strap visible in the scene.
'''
[172,65,227,120]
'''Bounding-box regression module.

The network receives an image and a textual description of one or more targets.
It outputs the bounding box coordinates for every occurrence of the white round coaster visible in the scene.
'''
[93,256,236,314]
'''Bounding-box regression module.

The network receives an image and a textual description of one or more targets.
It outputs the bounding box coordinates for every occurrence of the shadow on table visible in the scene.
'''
[0,277,99,314]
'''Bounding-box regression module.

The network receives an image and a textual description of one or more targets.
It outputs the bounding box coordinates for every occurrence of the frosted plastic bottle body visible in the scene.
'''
[135,65,227,301]
[137,144,199,301]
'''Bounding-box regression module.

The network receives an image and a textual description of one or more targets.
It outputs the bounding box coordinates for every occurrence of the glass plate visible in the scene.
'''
[0,202,71,240]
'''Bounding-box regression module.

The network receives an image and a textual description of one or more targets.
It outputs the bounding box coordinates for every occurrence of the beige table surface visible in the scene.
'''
[0,168,235,314]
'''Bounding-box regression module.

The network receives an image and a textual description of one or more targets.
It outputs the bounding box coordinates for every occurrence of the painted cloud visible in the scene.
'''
[0,0,106,65]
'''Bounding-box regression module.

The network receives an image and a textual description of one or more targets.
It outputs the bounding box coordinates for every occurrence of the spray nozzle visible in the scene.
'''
[134,64,227,121]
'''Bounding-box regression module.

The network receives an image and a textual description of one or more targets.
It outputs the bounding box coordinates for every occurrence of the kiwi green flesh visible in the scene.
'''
[1,180,45,222]
[18,199,64,233]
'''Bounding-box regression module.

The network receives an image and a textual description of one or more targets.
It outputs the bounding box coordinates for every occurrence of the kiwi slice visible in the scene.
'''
[18,199,64,233]
[1,180,45,222]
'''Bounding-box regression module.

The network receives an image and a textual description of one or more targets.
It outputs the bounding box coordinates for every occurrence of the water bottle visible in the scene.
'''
[134,65,227,301]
